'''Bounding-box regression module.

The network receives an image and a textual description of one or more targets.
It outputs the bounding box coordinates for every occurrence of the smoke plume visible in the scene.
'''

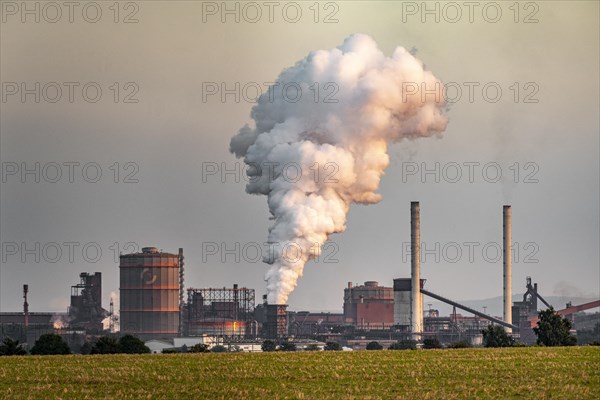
[230,34,448,304]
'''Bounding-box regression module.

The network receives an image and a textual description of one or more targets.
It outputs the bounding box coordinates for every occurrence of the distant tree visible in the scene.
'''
[0,338,27,356]
[366,341,383,350]
[422,337,443,349]
[211,345,228,353]
[448,340,471,349]
[324,342,342,351]
[162,348,179,354]
[261,340,277,352]
[533,308,577,346]
[388,340,417,350]
[30,334,71,355]
[118,335,150,354]
[189,343,210,353]
[279,341,297,352]
[304,344,320,351]
[91,336,121,354]
[80,341,93,355]
[180,344,189,353]
[482,325,515,348]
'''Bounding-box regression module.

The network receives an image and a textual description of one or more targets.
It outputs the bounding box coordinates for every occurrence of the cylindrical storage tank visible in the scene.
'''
[120,247,180,340]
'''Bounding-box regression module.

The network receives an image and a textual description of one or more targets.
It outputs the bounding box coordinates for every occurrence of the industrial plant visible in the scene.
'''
[1,203,598,351]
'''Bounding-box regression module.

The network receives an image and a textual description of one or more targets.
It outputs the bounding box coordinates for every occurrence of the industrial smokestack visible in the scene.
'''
[411,201,423,339]
[23,284,29,329]
[178,248,184,337]
[503,206,512,333]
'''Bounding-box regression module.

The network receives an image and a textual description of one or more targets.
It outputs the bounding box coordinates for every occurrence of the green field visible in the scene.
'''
[1,347,598,399]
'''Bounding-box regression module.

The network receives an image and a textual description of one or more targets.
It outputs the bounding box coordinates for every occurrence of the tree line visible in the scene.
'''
[0,334,151,356]
[1,308,596,355]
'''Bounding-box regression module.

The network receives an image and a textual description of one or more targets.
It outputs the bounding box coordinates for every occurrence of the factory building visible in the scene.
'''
[263,304,288,339]
[0,312,58,346]
[68,272,107,332]
[185,285,255,337]
[254,296,288,339]
[119,247,183,340]
[393,278,425,328]
[343,281,394,329]
[287,312,344,337]
[424,309,491,345]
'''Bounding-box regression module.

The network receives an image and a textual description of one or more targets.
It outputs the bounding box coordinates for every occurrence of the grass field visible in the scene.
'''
[0,347,598,399]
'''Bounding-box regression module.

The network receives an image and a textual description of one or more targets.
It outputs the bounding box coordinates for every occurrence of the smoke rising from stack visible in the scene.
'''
[230,34,449,304]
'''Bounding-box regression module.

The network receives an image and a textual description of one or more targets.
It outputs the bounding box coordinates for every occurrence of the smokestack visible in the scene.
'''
[411,201,423,339]
[178,248,184,337]
[23,284,29,329]
[233,284,239,320]
[503,206,512,333]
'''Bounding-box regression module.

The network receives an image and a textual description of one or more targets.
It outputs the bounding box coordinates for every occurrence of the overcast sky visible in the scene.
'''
[1,1,598,314]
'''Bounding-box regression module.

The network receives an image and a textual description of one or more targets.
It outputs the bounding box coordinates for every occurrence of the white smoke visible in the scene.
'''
[230,34,448,304]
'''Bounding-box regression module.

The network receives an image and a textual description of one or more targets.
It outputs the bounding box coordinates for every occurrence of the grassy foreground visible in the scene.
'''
[0,347,598,399]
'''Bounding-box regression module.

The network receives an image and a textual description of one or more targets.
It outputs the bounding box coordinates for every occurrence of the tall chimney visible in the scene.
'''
[23,284,29,329]
[411,201,423,339]
[178,248,184,336]
[503,205,512,332]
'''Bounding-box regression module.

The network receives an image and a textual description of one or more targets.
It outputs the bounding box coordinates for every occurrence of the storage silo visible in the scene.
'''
[120,247,181,340]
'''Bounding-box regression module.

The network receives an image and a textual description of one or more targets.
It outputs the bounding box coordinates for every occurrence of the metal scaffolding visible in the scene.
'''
[185,285,255,338]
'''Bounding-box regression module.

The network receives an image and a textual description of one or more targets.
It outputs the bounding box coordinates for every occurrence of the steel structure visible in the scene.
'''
[69,272,106,332]
[120,247,180,340]
[524,276,551,309]
[421,288,518,330]
[186,285,255,337]
[263,304,288,339]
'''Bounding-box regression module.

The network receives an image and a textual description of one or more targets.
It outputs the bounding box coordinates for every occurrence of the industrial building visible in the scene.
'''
[254,296,288,339]
[0,311,58,346]
[2,202,598,350]
[287,311,344,337]
[119,247,183,340]
[343,281,394,329]
[184,285,255,337]
[393,278,424,329]
[68,272,107,332]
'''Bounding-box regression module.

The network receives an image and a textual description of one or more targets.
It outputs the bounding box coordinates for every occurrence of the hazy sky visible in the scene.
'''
[1,1,598,314]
